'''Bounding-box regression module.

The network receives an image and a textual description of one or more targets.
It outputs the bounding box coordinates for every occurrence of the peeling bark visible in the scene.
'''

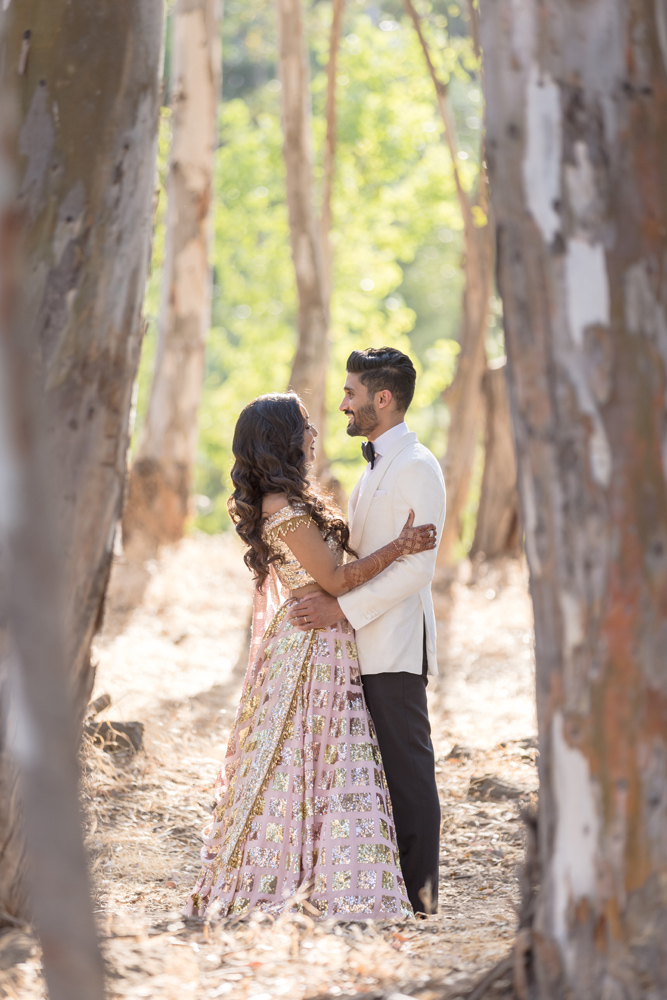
[124,0,222,559]
[277,0,329,459]
[471,359,521,560]
[0,0,163,920]
[481,0,667,994]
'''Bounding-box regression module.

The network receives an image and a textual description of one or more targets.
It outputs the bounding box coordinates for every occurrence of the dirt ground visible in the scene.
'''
[0,534,537,1000]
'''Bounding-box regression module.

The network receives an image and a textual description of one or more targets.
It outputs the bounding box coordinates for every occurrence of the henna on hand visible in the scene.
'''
[340,510,437,593]
[395,509,438,555]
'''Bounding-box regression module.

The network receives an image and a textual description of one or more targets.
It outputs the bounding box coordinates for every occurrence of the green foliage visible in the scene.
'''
[137,1,489,533]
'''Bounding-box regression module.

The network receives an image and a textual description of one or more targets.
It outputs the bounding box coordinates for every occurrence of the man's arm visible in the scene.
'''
[337,460,445,630]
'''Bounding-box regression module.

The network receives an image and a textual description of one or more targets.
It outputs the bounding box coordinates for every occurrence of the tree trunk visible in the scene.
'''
[439,219,495,562]
[0,76,106,1000]
[277,0,329,460]
[123,0,222,560]
[471,359,521,560]
[481,0,667,995]
[403,0,496,564]
[321,0,345,304]
[0,0,163,921]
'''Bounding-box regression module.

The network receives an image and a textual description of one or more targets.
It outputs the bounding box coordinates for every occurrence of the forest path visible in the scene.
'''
[1,536,537,1000]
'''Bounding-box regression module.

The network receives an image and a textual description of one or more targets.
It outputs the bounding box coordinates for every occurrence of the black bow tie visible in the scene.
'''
[361,440,376,469]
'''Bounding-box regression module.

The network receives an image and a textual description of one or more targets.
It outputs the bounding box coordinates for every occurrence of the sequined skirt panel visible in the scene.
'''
[184,604,413,921]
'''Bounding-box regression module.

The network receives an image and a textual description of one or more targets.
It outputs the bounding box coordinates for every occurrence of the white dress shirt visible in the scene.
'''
[358,421,409,498]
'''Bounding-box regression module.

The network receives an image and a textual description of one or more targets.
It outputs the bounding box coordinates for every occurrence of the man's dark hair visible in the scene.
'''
[346,347,417,412]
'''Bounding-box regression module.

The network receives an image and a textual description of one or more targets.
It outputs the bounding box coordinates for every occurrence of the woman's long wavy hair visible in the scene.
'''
[228,392,354,588]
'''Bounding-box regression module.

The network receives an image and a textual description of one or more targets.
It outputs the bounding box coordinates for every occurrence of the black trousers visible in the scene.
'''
[361,632,440,914]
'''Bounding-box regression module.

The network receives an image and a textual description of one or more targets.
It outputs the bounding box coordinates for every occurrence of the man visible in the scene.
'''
[289,347,446,915]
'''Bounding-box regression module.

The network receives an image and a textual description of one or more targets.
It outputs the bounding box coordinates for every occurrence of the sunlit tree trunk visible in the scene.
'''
[482,0,667,995]
[321,0,345,304]
[277,0,329,465]
[471,359,520,560]
[440,222,495,561]
[124,0,222,559]
[319,0,345,499]
[0,0,163,924]
[404,0,496,565]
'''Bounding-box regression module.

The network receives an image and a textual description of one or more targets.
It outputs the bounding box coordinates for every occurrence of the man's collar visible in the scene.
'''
[369,421,409,458]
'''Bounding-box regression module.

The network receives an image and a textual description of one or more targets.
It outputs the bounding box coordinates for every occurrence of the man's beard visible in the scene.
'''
[345,401,379,438]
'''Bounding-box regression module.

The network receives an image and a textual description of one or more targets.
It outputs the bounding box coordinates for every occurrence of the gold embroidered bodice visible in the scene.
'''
[262,502,342,590]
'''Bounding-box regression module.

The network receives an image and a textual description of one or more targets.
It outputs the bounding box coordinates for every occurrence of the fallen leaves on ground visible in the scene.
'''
[0,536,536,1000]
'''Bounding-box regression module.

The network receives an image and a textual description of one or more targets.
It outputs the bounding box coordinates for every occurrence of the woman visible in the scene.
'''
[184,393,437,921]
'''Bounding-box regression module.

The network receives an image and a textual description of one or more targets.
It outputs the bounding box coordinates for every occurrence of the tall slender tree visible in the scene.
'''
[470,359,521,560]
[321,0,345,305]
[482,0,667,994]
[0,0,163,925]
[404,0,495,564]
[277,0,343,474]
[124,0,222,559]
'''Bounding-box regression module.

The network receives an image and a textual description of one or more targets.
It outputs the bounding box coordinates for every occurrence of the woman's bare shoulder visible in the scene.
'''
[261,492,290,516]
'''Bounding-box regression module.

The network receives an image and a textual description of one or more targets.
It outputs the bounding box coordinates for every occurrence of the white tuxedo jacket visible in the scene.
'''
[337,431,446,676]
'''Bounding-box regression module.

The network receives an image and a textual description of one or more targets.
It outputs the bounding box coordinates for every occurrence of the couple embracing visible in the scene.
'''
[185,347,446,921]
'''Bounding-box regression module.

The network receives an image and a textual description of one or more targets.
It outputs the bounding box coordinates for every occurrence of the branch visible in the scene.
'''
[467,0,481,60]
[463,952,514,1000]
[402,0,474,235]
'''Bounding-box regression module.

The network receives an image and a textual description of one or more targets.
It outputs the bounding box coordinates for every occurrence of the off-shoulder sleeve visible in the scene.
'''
[262,503,313,543]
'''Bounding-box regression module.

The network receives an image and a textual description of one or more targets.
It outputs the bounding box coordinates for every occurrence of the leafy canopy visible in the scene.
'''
[138,1,489,532]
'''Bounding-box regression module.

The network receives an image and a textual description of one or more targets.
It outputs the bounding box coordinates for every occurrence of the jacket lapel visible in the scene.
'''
[349,432,417,552]
[348,475,362,520]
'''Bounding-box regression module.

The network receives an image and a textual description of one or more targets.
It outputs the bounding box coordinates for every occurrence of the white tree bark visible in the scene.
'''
[482,0,667,994]
[0,0,163,927]
[124,0,222,557]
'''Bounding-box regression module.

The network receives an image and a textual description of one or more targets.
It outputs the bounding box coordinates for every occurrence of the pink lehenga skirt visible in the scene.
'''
[184,600,413,921]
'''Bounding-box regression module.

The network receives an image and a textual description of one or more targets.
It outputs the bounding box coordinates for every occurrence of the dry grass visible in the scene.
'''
[0,536,537,1000]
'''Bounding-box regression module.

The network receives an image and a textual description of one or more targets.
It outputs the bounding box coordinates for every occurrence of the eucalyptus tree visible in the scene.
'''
[124,0,222,558]
[404,0,495,564]
[470,359,520,560]
[482,0,667,994]
[276,0,344,474]
[0,8,163,996]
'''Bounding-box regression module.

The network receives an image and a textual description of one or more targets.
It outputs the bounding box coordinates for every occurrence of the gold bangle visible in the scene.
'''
[392,539,403,558]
